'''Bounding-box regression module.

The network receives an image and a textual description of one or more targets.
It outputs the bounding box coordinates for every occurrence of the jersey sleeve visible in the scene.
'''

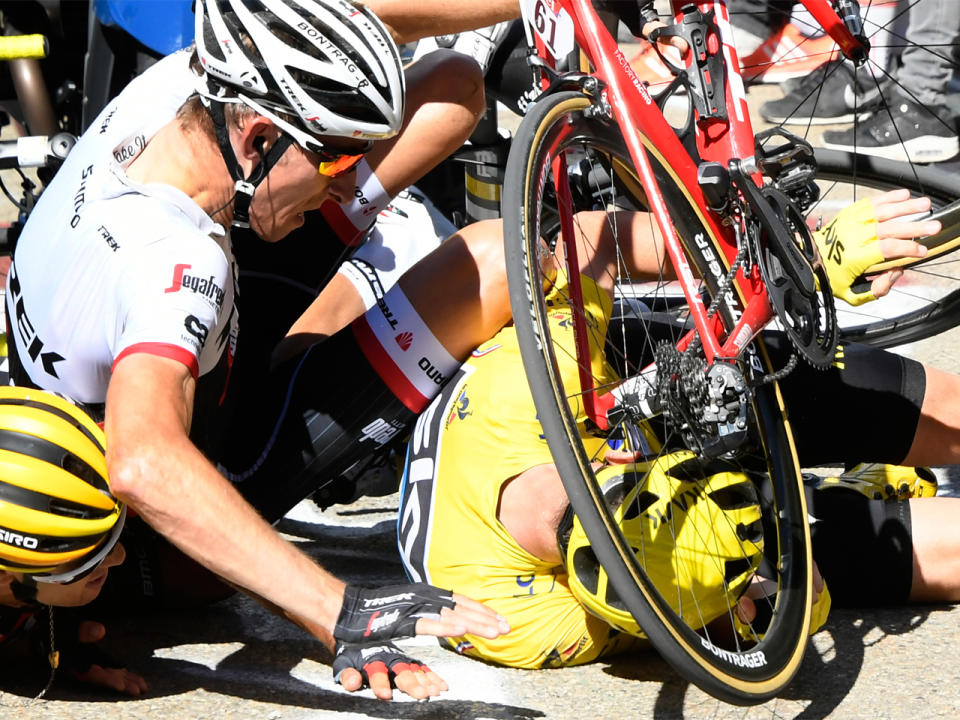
[112,233,230,378]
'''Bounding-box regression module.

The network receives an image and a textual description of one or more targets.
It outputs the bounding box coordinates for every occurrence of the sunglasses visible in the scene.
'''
[314,139,373,178]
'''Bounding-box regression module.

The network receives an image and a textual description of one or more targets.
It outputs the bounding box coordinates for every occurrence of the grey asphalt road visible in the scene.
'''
[4,467,960,720]
[4,75,960,720]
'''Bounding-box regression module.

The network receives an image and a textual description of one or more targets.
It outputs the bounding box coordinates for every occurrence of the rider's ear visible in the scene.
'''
[240,116,276,159]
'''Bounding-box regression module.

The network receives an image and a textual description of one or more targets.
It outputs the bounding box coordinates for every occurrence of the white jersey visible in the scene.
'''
[6,49,237,406]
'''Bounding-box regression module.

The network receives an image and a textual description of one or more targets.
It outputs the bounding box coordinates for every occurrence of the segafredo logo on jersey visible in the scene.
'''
[164,264,226,310]
[0,527,39,549]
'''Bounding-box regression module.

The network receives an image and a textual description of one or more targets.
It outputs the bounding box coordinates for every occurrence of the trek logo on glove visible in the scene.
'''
[361,592,415,608]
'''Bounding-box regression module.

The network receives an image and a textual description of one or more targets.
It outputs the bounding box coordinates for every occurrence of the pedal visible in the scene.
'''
[754,127,819,212]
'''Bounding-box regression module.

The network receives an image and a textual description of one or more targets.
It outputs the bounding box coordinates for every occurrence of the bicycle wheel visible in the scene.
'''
[742,0,960,164]
[503,90,813,705]
[809,149,960,347]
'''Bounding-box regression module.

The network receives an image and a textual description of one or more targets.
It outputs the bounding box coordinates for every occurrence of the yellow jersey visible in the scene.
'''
[398,276,644,668]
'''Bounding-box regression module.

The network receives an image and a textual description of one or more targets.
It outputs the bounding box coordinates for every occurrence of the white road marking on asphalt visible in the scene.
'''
[153,642,246,670]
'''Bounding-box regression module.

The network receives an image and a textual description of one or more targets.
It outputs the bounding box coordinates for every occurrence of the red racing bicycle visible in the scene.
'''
[502,0,955,703]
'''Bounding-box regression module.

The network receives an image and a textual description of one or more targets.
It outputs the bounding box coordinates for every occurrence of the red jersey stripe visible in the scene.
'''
[112,342,200,379]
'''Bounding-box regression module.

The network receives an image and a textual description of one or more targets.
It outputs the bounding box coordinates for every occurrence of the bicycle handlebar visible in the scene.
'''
[0,133,76,171]
[0,34,49,61]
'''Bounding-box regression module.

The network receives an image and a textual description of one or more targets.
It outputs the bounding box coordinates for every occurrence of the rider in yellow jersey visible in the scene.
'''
[400,275,644,668]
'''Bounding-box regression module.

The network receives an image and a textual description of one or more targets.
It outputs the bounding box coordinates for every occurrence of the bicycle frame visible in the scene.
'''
[521,0,867,428]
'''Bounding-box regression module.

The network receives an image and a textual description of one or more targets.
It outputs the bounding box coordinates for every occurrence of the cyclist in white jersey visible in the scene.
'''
[6,0,512,701]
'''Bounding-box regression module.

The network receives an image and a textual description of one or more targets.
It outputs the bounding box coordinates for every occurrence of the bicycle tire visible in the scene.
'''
[810,149,960,348]
[503,90,813,705]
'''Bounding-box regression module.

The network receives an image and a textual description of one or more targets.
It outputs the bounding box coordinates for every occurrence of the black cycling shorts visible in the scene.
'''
[217,326,414,524]
[806,479,914,606]
[767,337,926,467]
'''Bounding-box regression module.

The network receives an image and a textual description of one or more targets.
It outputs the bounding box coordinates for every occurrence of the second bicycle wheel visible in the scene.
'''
[503,90,814,705]
[808,149,960,347]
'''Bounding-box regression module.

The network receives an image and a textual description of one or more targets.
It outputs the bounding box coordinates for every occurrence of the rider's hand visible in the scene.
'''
[641,19,689,56]
[334,583,509,644]
[70,620,149,696]
[735,564,831,637]
[333,640,448,700]
[812,189,938,306]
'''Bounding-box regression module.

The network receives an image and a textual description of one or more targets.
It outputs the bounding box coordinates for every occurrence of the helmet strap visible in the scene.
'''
[206,100,294,229]
[10,575,38,605]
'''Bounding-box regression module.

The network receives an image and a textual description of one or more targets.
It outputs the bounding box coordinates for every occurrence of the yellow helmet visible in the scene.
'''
[0,386,124,581]
[564,451,764,636]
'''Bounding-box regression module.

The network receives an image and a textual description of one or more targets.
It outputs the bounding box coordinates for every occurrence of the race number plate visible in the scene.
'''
[521,0,575,61]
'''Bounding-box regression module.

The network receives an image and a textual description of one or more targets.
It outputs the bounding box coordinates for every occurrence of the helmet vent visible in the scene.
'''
[622,489,658,521]
[0,430,109,494]
[603,578,627,611]
[737,519,764,544]
[571,545,600,594]
[724,557,756,584]
[708,481,759,511]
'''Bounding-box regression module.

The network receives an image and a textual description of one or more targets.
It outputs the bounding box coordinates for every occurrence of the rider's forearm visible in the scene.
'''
[362,0,520,44]
[105,359,345,648]
[109,433,345,648]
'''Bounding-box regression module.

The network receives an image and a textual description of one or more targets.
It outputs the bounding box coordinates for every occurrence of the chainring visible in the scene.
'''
[756,187,838,369]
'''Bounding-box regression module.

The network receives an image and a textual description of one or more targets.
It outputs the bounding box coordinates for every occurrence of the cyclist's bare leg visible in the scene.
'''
[907,497,960,603]
[398,210,664,361]
[276,208,664,367]
[900,365,960,467]
[275,51,485,361]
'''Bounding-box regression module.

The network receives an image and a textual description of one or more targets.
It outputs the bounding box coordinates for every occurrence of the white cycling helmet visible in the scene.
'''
[195,0,406,143]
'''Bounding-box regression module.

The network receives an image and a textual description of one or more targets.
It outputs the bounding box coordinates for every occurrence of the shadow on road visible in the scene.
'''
[598,604,939,718]
[2,597,545,720]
